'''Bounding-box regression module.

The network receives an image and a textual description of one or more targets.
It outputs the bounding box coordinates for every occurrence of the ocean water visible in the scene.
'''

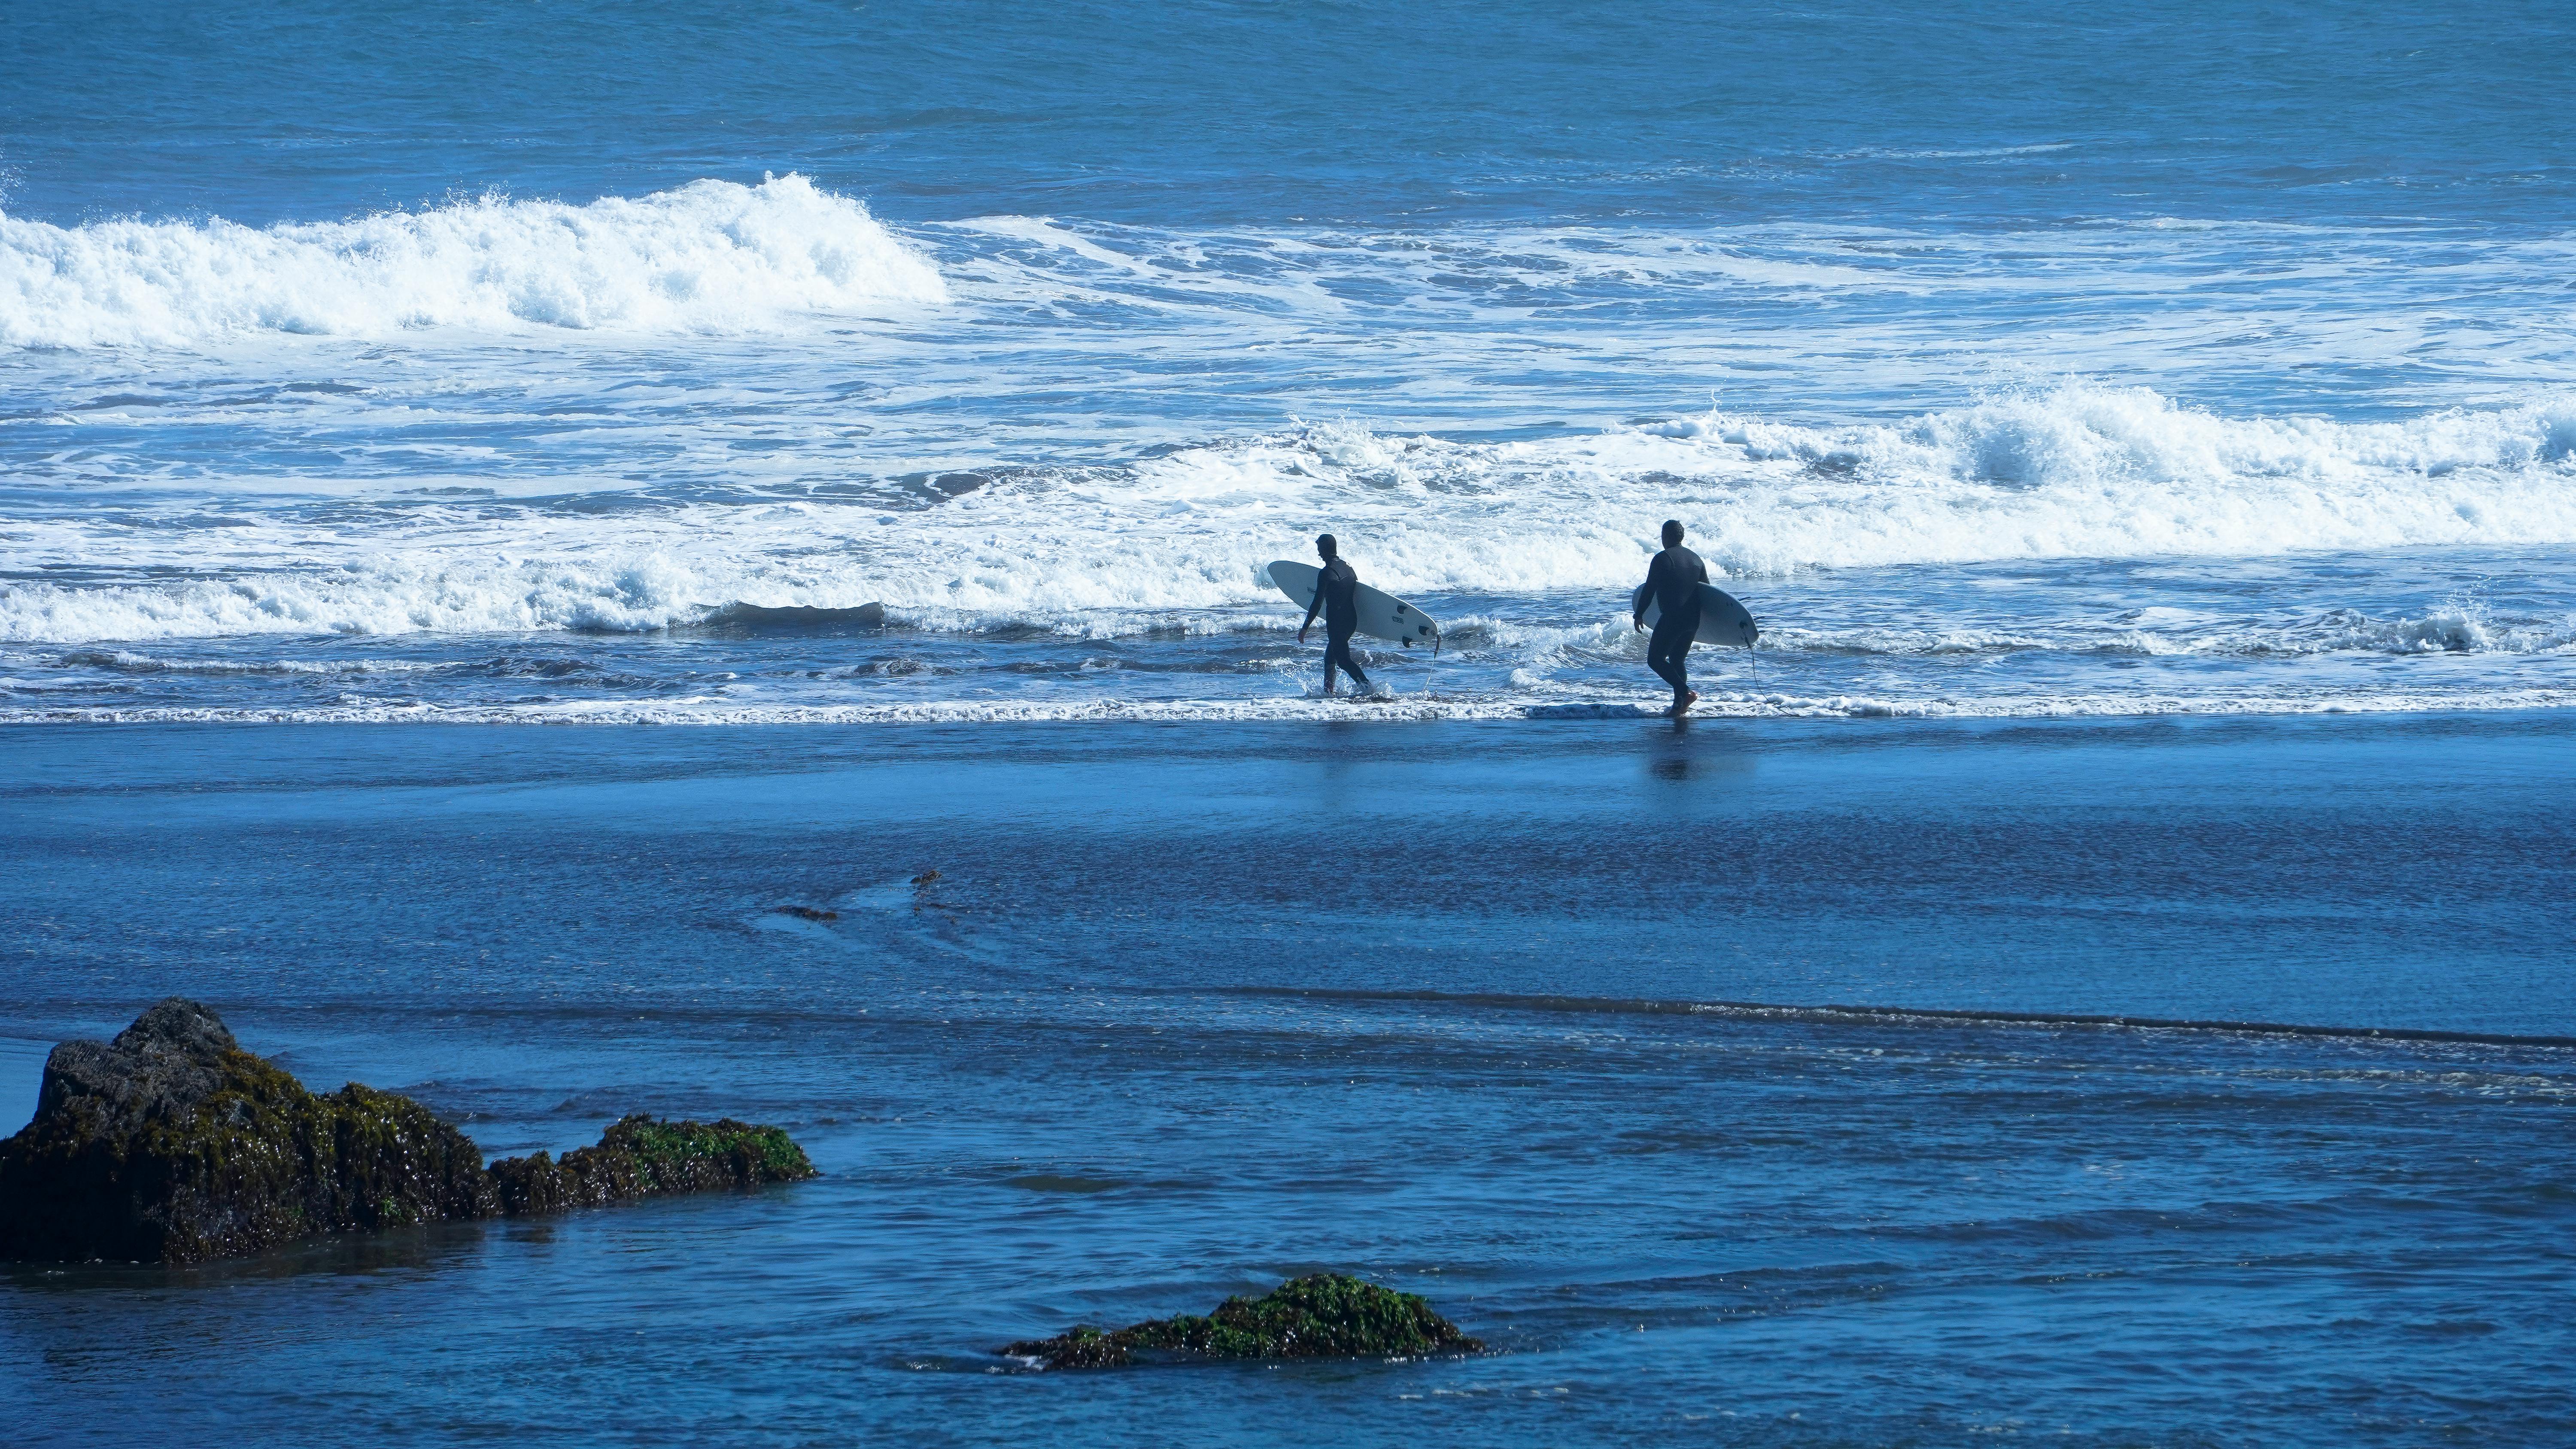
[6,3,2576,1444]
[3,718,2573,1447]
[6,0,2574,722]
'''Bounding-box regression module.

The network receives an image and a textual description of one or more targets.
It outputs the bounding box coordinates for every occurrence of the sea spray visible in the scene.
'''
[0,176,945,347]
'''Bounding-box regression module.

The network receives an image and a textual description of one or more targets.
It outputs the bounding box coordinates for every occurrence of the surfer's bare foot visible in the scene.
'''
[1684,690,1698,708]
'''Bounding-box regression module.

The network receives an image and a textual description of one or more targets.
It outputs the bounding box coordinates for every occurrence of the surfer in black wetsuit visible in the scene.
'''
[1296,533,1373,697]
[1633,518,1709,715]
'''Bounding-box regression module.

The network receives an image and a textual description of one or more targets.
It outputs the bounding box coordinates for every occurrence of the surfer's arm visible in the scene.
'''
[1299,589,1322,638]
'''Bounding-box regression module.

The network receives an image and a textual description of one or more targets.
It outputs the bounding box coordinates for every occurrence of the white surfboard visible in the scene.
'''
[1268,561,1442,654]
[1632,580,1760,648]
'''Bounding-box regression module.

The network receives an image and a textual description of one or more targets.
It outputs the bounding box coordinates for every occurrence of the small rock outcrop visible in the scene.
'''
[487,1114,816,1216]
[1003,1274,1484,1368]
[0,999,816,1265]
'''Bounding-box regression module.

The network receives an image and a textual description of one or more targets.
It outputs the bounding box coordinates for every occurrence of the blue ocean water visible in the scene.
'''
[3,717,2574,1445]
[6,4,2576,1444]
[4,0,2573,720]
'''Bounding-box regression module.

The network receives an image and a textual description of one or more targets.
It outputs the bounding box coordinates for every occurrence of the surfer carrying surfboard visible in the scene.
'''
[1633,519,1710,715]
[1294,534,1374,697]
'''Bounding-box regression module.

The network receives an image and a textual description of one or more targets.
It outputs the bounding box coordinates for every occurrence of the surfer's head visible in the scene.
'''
[1316,533,1338,560]
[1662,519,1684,546]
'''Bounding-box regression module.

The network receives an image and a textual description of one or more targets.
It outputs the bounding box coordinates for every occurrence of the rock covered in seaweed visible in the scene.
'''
[1003,1274,1483,1368]
[0,999,817,1265]
[488,1115,814,1215]
[0,999,495,1264]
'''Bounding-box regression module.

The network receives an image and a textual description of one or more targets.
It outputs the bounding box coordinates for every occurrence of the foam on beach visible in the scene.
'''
[9,684,2573,727]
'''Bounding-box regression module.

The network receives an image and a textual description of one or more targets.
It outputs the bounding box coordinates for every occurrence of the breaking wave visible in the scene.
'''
[1633,386,2576,574]
[0,175,946,347]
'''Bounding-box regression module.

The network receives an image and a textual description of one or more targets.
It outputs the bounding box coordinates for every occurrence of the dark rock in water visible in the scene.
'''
[488,1115,814,1216]
[777,904,839,921]
[0,999,817,1265]
[1002,1274,1483,1368]
[0,999,494,1264]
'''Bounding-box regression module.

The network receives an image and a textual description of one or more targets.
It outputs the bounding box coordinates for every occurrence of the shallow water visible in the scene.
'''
[2,718,2571,1446]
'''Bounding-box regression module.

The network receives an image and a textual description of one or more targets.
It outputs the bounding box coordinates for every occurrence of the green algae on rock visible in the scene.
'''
[489,1114,814,1215]
[0,1000,495,1264]
[0,999,817,1265]
[1003,1274,1484,1368]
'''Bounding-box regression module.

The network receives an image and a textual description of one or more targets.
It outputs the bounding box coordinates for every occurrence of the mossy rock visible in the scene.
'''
[489,1114,815,1215]
[0,999,817,1264]
[1004,1274,1483,1368]
[0,1002,494,1264]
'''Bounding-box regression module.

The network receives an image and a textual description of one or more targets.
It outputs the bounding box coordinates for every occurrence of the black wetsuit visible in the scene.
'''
[1639,545,1709,699]
[1302,557,1372,691]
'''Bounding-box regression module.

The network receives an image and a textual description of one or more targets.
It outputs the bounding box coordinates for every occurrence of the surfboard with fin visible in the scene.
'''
[1267,561,1441,655]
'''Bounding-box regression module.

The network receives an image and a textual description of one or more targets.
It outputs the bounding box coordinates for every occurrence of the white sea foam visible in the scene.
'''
[49,649,448,676]
[1753,607,2576,661]
[1638,387,2576,570]
[833,387,2576,619]
[0,176,945,347]
[5,385,2573,644]
[0,555,741,640]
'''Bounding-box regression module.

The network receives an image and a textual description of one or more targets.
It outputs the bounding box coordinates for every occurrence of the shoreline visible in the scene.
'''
[5,688,2575,726]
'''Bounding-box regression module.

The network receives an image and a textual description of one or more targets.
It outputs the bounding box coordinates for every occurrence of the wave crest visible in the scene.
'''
[1630,385,2576,573]
[0,175,946,347]
[1651,385,2576,489]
